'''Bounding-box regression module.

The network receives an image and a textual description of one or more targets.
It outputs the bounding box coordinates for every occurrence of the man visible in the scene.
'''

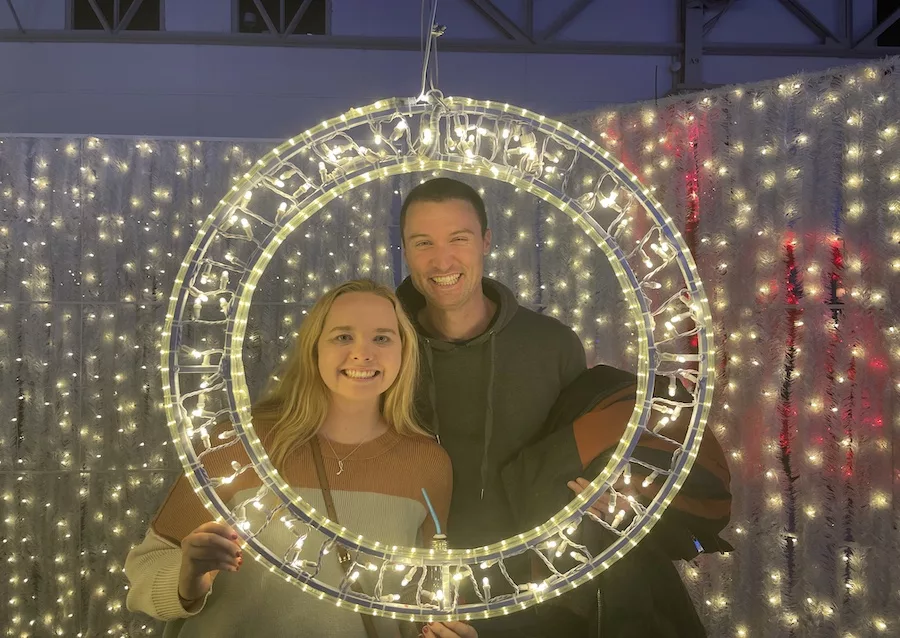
[397,177,732,638]
[397,177,588,637]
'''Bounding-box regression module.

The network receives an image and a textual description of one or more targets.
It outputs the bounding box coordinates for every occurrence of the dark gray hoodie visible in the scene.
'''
[396,276,586,557]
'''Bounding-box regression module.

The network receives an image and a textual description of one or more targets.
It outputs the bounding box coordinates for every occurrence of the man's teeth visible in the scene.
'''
[432,274,461,286]
[343,370,378,379]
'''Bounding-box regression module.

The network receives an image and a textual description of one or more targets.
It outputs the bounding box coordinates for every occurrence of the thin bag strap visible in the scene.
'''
[310,436,380,638]
[310,437,341,528]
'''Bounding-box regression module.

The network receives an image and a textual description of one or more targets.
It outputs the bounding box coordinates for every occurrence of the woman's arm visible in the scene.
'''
[124,524,210,620]
[124,471,219,621]
[125,415,269,620]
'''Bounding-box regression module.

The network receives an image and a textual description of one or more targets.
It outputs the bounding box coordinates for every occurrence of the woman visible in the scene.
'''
[125,279,470,637]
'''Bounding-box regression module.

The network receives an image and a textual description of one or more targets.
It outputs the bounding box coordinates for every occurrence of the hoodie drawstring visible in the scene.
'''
[421,332,497,500]
[422,339,441,443]
[479,331,496,500]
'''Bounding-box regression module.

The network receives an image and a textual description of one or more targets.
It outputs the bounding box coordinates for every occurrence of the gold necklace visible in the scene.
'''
[323,437,365,475]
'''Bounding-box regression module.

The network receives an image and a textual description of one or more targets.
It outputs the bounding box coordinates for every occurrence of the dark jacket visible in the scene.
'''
[397,276,587,635]
[397,276,586,550]
[502,364,732,637]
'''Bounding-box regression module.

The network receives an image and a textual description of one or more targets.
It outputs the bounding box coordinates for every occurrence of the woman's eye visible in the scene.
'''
[334,334,352,342]
[374,335,391,344]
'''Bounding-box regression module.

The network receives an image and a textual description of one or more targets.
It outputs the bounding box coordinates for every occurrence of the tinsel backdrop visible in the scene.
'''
[1,58,897,637]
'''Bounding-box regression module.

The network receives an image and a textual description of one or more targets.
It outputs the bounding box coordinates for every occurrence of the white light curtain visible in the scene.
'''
[1,57,897,637]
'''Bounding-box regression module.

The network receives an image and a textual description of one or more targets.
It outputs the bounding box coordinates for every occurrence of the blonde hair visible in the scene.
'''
[256,279,428,466]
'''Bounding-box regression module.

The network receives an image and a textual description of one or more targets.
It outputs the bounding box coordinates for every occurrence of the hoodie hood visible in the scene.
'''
[397,276,519,500]
[396,276,519,345]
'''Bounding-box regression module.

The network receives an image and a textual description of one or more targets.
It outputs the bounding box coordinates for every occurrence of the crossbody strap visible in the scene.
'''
[310,436,380,638]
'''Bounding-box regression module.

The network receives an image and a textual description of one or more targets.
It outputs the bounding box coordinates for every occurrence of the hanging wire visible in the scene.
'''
[419,0,441,99]
[431,19,443,92]
[420,0,427,68]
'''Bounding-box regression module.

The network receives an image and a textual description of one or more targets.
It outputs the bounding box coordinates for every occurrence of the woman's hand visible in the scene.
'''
[423,621,478,637]
[177,522,242,604]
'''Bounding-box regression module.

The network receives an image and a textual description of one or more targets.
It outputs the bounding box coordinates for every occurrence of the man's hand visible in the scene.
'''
[423,621,478,637]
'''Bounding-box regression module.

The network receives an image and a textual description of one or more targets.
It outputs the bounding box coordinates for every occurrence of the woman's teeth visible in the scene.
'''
[342,370,378,379]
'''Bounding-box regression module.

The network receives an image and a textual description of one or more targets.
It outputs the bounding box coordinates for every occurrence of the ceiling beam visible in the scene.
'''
[465,0,533,42]
[2,29,899,60]
[115,0,146,33]
[704,41,900,58]
[0,30,673,53]
[777,0,842,44]
[4,0,24,34]
[540,0,593,42]
[524,0,533,40]
[681,0,704,88]
[702,0,736,37]
[854,6,900,49]
[251,0,279,35]
[284,0,315,37]
[86,0,113,33]
[839,0,852,43]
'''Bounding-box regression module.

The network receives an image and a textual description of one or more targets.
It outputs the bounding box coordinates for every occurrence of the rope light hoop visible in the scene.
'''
[161,93,715,622]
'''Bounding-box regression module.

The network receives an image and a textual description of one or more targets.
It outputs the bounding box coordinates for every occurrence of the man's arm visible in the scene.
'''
[499,366,636,531]
[493,326,588,530]
[500,366,732,558]
[560,327,587,388]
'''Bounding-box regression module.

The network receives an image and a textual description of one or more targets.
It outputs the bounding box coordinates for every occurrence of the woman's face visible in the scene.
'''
[316,292,403,404]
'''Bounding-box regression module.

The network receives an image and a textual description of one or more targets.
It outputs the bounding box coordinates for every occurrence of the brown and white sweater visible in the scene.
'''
[124,428,452,638]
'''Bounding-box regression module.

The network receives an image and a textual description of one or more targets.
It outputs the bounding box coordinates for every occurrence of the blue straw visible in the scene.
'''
[421,488,442,536]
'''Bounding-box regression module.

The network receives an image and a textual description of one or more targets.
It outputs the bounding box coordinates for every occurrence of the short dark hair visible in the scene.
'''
[399,177,488,241]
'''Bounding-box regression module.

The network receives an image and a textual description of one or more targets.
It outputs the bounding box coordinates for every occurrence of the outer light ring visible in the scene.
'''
[161,96,714,620]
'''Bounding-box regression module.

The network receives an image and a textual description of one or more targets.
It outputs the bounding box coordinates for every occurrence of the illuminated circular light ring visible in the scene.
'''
[162,95,714,621]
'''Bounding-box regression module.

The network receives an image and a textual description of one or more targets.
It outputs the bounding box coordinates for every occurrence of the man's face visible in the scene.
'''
[403,198,491,312]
